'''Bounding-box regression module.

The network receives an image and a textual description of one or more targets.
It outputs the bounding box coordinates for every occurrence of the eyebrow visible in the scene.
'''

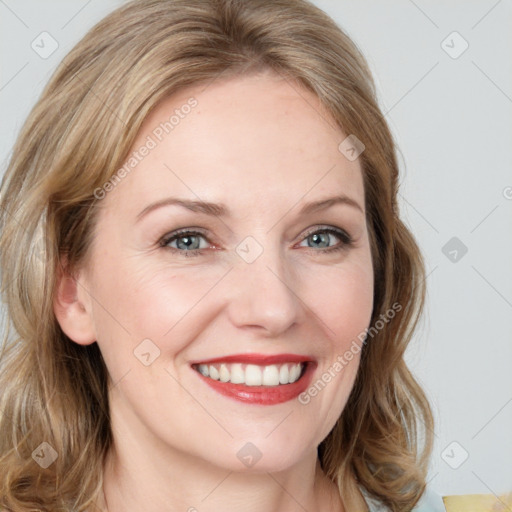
[136,194,364,222]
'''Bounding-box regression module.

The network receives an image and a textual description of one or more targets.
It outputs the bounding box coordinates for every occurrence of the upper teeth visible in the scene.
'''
[196,362,304,386]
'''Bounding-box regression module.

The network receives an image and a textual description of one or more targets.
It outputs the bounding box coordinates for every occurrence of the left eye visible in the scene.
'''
[298,227,351,251]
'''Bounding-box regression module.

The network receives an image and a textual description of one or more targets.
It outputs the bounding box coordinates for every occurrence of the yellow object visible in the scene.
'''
[443,493,512,512]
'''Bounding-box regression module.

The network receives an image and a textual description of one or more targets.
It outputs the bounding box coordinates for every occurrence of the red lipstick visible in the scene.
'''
[191,353,317,405]
[192,353,313,365]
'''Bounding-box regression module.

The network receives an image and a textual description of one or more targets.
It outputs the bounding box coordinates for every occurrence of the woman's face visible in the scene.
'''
[71,71,374,472]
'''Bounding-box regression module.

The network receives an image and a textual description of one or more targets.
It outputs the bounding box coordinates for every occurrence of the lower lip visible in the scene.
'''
[193,363,316,405]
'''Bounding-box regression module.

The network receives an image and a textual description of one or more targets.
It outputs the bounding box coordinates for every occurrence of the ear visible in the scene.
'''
[53,257,97,346]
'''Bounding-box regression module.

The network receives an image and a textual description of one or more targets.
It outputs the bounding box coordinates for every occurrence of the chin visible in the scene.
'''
[214,437,315,474]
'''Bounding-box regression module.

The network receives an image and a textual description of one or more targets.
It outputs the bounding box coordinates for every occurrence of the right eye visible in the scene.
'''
[160,229,212,257]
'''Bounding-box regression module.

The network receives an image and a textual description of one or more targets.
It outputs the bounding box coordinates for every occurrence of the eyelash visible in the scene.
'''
[159,226,353,258]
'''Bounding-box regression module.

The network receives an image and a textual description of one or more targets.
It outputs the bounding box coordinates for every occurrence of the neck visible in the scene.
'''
[98,430,345,512]
[94,386,357,512]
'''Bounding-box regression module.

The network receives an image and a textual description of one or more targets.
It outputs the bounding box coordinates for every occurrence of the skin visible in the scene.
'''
[54,69,374,512]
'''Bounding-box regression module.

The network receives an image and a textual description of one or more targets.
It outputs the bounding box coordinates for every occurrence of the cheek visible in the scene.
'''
[87,255,227,360]
[123,264,231,333]
[333,270,373,340]
[305,257,374,348]
[299,263,372,437]
[296,252,372,416]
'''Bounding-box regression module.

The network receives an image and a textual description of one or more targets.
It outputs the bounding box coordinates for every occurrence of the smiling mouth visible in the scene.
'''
[192,362,307,387]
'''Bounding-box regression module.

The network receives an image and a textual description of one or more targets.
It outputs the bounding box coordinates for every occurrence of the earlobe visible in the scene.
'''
[53,260,97,346]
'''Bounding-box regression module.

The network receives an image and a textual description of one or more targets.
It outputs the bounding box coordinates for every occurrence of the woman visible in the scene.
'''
[0,0,445,510]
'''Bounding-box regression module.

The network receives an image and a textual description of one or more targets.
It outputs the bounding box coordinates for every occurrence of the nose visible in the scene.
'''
[226,242,303,337]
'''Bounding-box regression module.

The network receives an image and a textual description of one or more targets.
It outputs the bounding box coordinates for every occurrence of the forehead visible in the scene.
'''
[105,71,364,216]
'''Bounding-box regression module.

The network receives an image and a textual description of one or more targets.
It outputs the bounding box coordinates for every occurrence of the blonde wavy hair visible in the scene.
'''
[0,0,434,510]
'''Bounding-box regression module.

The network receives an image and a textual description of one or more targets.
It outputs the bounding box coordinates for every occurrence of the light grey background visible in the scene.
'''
[1,0,511,499]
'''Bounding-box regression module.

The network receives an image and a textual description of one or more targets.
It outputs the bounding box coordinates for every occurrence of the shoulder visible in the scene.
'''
[360,485,446,512]
[413,486,446,511]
